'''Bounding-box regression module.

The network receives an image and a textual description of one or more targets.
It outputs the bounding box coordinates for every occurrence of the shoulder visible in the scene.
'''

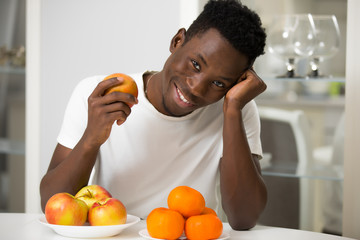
[243,100,259,118]
[242,100,261,128]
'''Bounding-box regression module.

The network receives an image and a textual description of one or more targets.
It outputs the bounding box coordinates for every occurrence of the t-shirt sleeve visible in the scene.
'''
[57,76,102,149]
[242,100,263,158]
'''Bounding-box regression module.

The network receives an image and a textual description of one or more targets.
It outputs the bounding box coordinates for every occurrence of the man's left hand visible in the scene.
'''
[224,69,266,110]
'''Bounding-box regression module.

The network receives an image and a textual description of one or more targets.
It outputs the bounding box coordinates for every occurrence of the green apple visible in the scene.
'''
[75,185,112,209]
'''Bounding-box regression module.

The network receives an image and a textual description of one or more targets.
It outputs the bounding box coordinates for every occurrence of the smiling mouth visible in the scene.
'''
[175,86,195,107]
[177,87,190,103]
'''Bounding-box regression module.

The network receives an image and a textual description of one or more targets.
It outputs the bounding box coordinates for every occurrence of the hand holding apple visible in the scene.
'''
[45,193,88,226]
[88,198,127,226]
[74,185,112,210]
[102,73,138,107]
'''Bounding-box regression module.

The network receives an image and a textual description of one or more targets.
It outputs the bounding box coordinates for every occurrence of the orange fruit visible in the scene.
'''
[185,214,223,240]
[201,207,217,216]
[167,186,205,218]
[147,207,185,240]
[102,73,138,107]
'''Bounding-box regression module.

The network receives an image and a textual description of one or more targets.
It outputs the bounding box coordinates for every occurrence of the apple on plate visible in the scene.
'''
[75,185,112,210]
[88,198,127,226]
[45,192,88,226]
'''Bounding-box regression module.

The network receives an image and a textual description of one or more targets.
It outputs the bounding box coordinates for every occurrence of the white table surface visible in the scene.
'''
[0,213,356,240]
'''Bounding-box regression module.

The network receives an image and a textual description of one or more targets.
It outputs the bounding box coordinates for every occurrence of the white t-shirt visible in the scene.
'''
[57,72,262,219]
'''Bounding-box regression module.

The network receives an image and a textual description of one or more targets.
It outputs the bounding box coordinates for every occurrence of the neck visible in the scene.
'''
[144,71,158,99]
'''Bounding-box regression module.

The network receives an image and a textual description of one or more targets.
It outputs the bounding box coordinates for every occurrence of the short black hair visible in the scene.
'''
[185,0,266,65]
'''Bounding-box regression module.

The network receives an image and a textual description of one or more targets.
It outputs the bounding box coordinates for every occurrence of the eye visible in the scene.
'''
[191,59,200,71]
[212,80,225,88]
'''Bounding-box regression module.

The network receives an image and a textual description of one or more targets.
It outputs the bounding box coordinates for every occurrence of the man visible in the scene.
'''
[40,0,267,230]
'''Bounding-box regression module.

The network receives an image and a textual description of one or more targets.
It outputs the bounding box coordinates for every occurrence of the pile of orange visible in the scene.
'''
[146,186,223,240]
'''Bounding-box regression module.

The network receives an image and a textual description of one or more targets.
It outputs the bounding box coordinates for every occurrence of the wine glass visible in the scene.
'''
[307,15,341,78]
[267,14,316,78]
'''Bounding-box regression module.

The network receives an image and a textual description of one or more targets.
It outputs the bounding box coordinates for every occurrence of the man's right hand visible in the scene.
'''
[83,77,138,148]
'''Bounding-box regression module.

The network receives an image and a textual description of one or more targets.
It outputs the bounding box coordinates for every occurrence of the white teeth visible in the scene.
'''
[177,87,190,104]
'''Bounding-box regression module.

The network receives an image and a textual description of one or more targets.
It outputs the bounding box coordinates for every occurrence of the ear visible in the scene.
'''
[170,28,186,53]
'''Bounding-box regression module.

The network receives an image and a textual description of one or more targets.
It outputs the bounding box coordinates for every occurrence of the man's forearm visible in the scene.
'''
[40,138,100,212]
[220,107,267,230]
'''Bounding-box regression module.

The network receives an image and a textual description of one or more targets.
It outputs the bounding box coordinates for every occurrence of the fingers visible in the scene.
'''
[90,78,138,107]
[91,77,124,97]
[103,101,131,115]
[240,68,267,92]
[101,91,138,107]
[88,95,133,124]
[87,78,138,128]
[104,101,132,125]
[240,67,257,80]
[83,78,137,146]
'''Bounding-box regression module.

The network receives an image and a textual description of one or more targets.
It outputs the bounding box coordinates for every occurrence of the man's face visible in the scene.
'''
[160,28,249,117]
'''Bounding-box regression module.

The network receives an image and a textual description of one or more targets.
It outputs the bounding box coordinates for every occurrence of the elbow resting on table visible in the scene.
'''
[228,216,258,231]
[225,191,267,231]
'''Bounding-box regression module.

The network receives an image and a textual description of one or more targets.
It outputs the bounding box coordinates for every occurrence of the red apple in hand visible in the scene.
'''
[88,198,127,226]
[45,193,88,226]
[102,73,138,107]
[75,185,112,209]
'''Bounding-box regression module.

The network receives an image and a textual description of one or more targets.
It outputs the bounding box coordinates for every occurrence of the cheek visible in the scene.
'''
[207,93,227,105]
[165,51,190,73]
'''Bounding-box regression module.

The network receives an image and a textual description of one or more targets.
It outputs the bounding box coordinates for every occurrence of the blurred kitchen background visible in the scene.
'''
[1,0,359,237]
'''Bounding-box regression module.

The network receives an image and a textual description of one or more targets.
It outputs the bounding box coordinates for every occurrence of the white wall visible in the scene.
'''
[39,0,181,176]
[26,0,200,213]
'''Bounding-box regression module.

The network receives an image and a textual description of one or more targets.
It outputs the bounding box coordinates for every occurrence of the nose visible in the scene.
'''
[186,75,208,97]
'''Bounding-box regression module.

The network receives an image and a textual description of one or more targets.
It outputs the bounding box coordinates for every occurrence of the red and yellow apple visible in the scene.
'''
[102,73,138,107]
[75,185,112,210]
[88,198,127,226]
[45,192,88,226]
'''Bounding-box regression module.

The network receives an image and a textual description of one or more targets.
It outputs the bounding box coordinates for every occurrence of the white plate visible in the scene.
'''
[39,214,140,238]
[138,229,230,240]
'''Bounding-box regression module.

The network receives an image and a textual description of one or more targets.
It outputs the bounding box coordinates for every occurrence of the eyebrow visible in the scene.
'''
[197,53,208,67]
[220,76,234,83]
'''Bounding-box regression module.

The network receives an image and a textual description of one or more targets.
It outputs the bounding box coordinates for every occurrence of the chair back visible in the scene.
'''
[257,106,314,230]
[258,107,313,175]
